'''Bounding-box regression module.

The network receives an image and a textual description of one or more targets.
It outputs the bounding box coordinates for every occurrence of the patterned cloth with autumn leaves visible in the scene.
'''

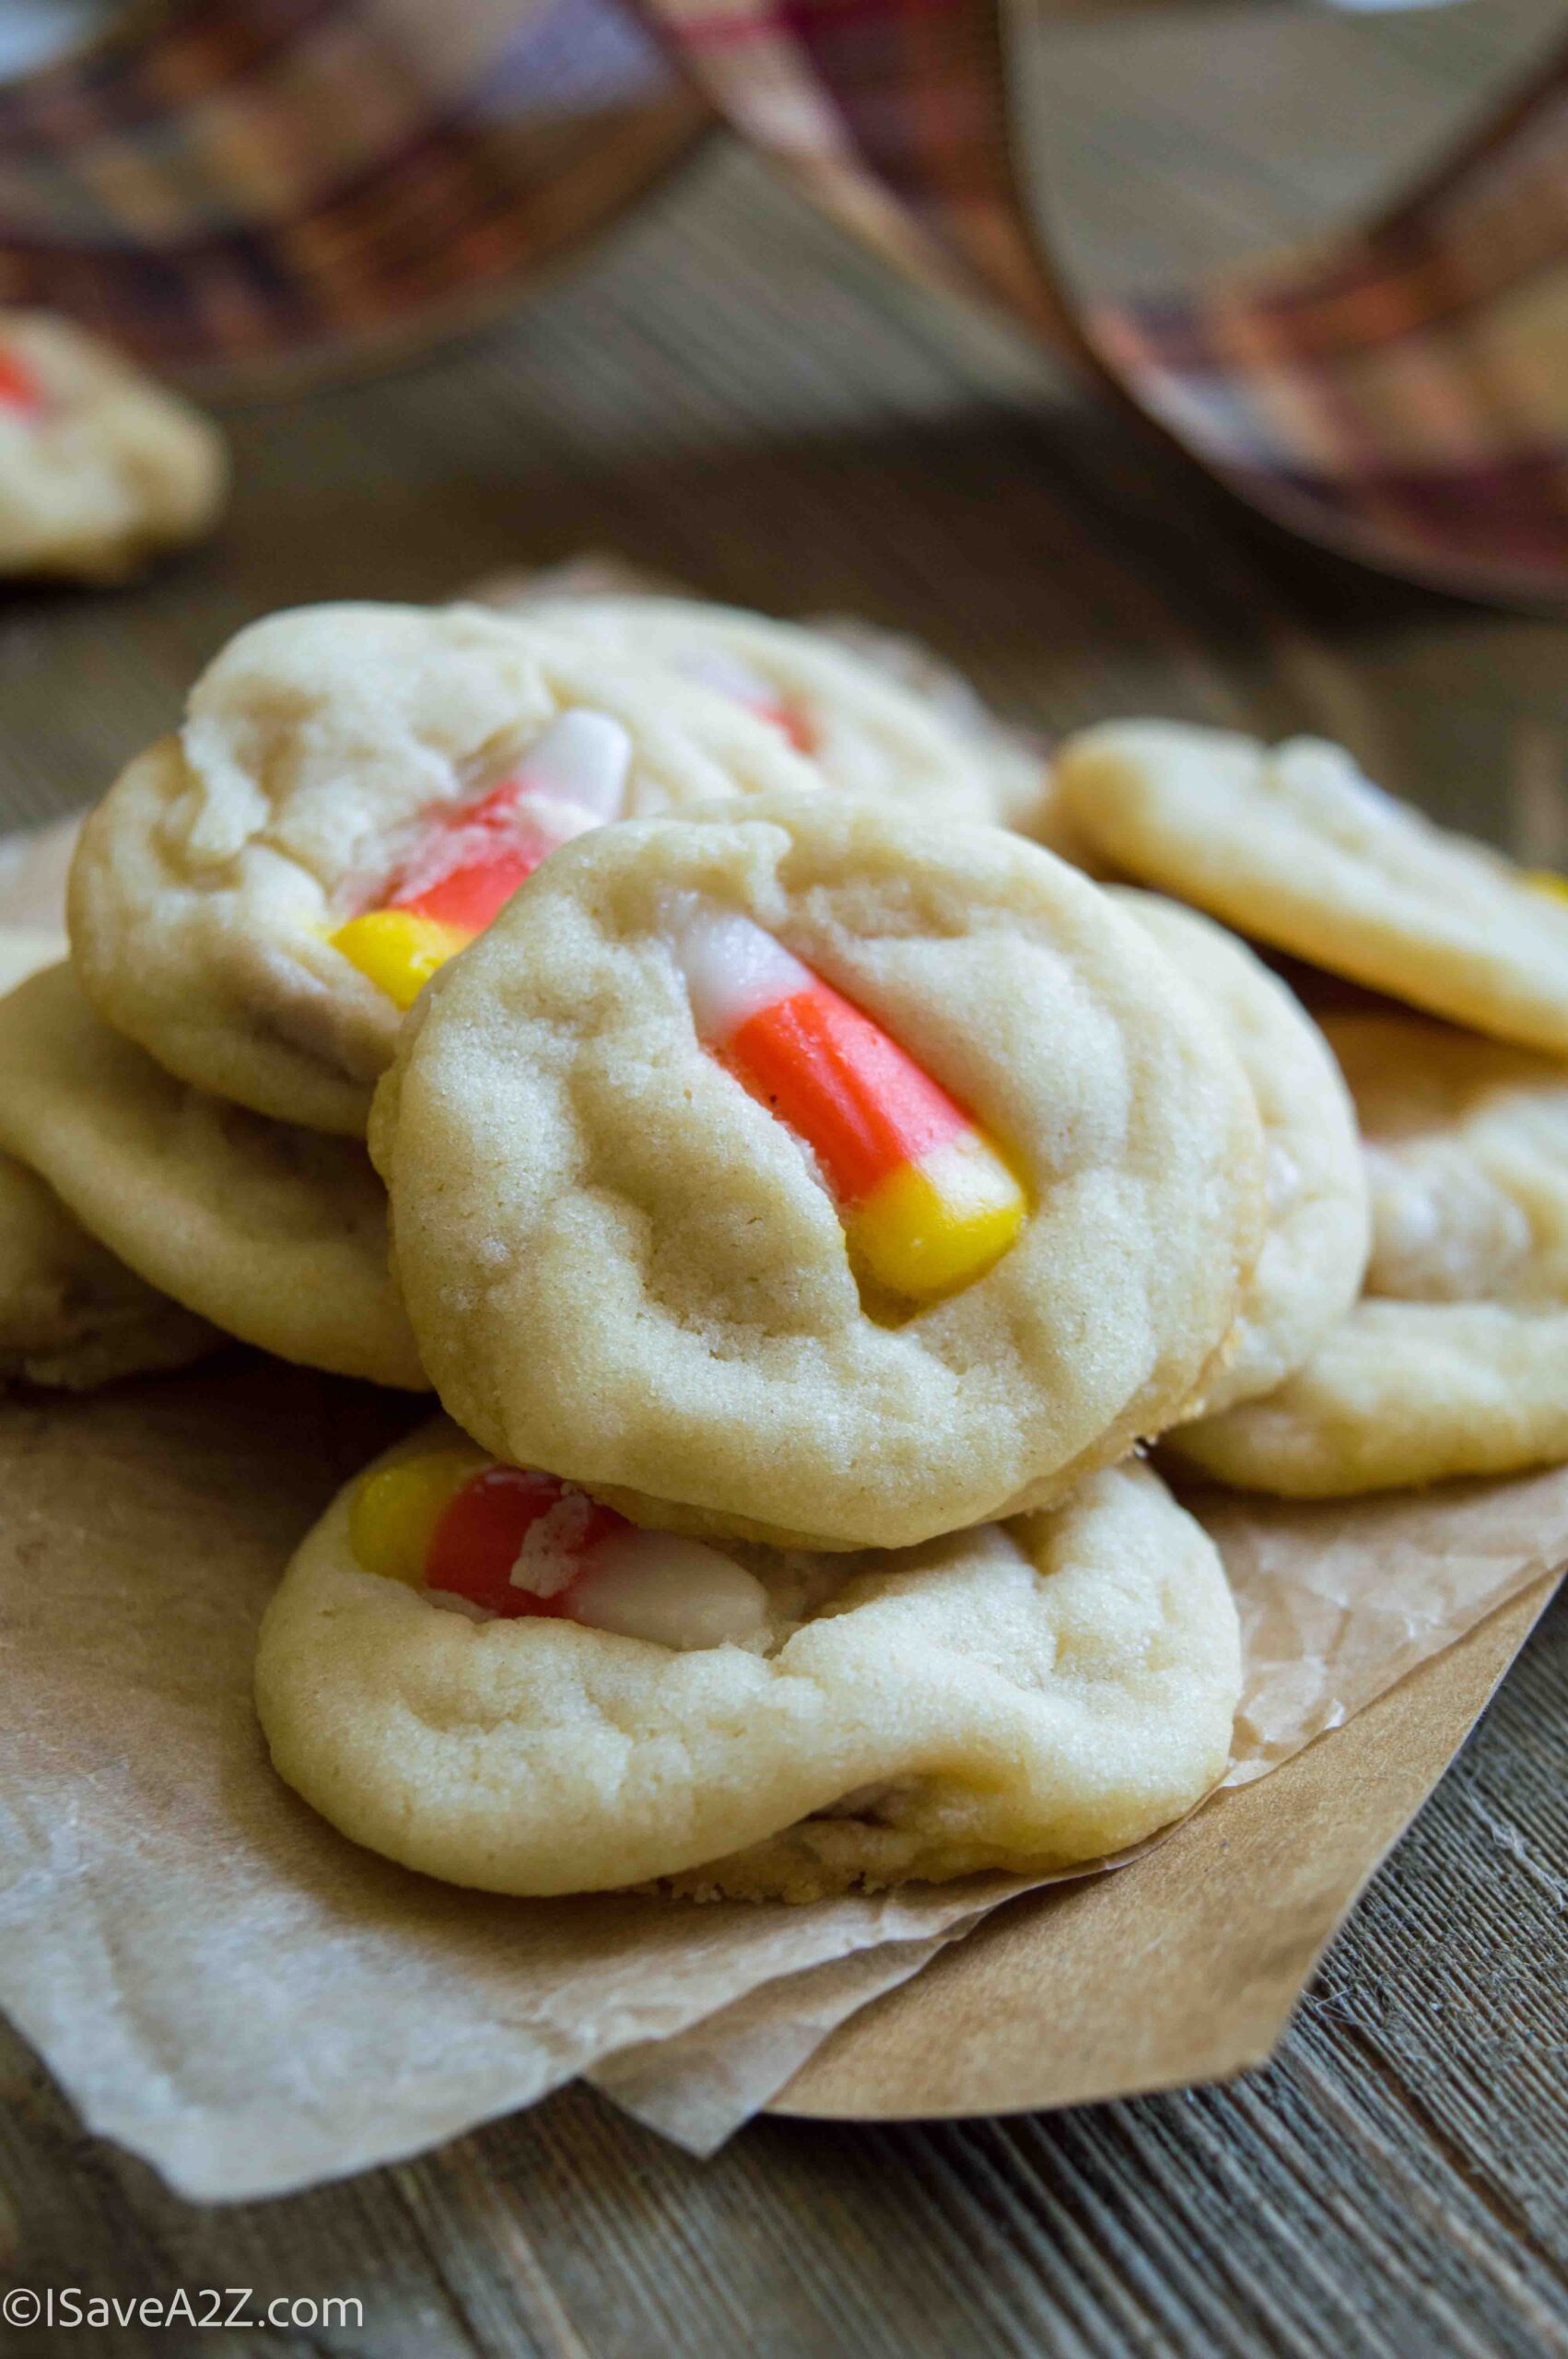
[0,0,1561,604]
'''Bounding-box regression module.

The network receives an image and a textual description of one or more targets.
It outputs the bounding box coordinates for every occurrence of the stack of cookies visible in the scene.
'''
[9,590,1566,1904]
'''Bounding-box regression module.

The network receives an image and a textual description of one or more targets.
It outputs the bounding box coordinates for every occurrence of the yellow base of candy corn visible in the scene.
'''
[348,1446,486,1584]
[846,1131,1026,1304]
[332,910,473,1010]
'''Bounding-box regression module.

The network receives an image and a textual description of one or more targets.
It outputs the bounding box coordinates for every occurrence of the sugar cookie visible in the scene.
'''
[477,569,1080,848]
[0,310,225,581]
[0,929,216,1387]
[372,792,1263,1548]
[256,1432,1240,1899]
[802,613,1081,854]
[1116,891,1369,1416]
[0,965,425,1389]
[70,604,823,1134]
[526,590,1033,822]
[1056,723,1568,1055]
[1168,1015,1568,1494]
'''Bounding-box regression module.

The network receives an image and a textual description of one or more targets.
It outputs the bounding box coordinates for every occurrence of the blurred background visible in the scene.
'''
[0,0,1562,854]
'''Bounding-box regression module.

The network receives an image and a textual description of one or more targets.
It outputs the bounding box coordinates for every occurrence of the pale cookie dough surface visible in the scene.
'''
[0,311,226,581]
[1117,892,1369,1416]
[1055,722,1568,1055]
[1168,1015,1568,1495]
[0,927,216,1386]
[256,1438,1241,1900]
[69,603,825,1135]
[0,966,426,1389]
[515,593,1007,829]
[373,792,1263,1549]
[802,612,1082,856]
[477,566,1081,851]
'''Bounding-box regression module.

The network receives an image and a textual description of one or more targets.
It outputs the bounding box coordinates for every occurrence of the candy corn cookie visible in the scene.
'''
[0,931,216,1387]
[0,310,226,581]
[478,568,1073,848]
[256,1427,1240,1899]
[521,593,1019,830]
[1056,723,1568,1056]
[801,612,1078,854]
[1168,1015,1568,1495]
[372,792,1264,1549]
[1116,892,1369,1417]
[0,965,425,1389]
[69,604,824,1136]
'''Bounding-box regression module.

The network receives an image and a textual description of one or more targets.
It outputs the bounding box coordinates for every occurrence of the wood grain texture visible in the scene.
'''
[778,1577,1562,2122]
[2,6,1567,2352]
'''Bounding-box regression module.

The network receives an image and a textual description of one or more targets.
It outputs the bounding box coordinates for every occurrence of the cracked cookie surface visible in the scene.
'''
[70,603,824,1134]
[372,792,1263,1548]
[256,1436,1240,1899]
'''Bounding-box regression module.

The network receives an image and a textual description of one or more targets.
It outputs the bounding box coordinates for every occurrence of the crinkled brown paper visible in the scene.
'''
[0,817,1562,2201]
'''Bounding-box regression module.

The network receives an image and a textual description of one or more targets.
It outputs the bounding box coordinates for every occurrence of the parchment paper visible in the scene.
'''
[2,1356,1562,2195]
[774,1574,1558,2124]
[0,812,76,929]
[0,814,1563,2197]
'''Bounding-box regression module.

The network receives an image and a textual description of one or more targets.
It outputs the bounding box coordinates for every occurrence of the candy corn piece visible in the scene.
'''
[0,348,40,415]
[349,1449,767,1649]
[676,645,816,754]
[333,710,632,1007]
[329,909,470,1012]
[662,897,1026,1303]
[348,1443,488,1585]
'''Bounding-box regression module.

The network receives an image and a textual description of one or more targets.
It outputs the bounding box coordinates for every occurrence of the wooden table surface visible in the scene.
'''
[3,6,1567,2352]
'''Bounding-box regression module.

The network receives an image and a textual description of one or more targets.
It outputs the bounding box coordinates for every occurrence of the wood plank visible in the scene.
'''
[774,1579,1561,2119]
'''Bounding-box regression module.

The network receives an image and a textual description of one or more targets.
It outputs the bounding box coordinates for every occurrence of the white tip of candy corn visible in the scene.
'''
[517,710,632,824]
[570,1530,769,1650]
[661,892,813,1044]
